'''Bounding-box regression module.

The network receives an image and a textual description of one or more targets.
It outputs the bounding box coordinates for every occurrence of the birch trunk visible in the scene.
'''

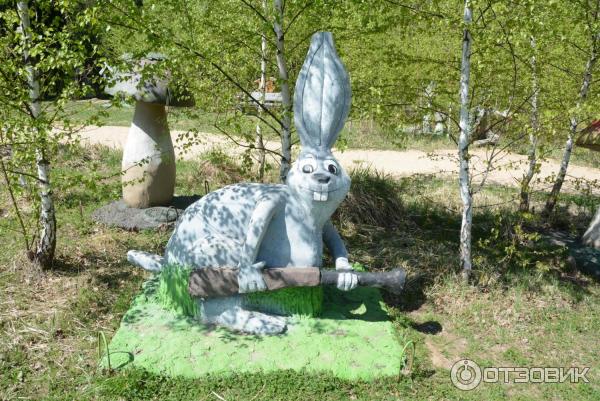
[544,33,599,215]
[273,0,292,182]
[17,1,56,267]
[422,81,435,134]
[458,1,473,279]
[255,0,268,181]
[519,37,540,213]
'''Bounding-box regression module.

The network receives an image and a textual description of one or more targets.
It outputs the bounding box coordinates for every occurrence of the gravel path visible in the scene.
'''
[78,125,600,194]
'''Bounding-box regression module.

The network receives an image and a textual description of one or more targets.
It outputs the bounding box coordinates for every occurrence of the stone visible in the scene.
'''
[545,230,600,280]
[92,196,200,231]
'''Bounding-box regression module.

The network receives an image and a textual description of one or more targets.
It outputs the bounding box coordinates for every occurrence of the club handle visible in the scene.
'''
[188,267,407,298]
[320,268,407,294]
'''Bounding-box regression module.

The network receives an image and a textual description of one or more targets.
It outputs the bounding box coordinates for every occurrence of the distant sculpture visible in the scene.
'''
[577,122,600,250]
[583,209,600,249]
[471,107,507,147]
[128,32,359,334]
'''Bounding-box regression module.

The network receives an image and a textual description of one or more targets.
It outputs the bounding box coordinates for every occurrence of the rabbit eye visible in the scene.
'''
[327,163,338,175]
[302,164,314,174]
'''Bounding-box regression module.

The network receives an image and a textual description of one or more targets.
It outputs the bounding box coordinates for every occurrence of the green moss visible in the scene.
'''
[157,264,197,317]
[244,286,324,317]
[104,277,405,381]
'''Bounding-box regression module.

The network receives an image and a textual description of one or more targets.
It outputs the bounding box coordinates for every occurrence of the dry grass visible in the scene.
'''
[0,227,150,399]
[335,166,405,230]
[1,144,599,400]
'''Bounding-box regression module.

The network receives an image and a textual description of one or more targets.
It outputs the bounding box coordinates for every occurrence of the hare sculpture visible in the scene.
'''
[128,32,357,335]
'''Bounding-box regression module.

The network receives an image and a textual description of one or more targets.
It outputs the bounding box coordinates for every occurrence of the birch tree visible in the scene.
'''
[17,1,57,267]
[1,1,108,267]
[519,36,540,213]
[255,0,268,181]
[105,0,328,181]
[272,0,292,181]
[583,208,600,248]
[457,0,473,278]
[544,0,600,216]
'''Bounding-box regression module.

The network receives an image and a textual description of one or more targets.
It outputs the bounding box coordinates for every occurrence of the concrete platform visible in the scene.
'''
[91,195,200,231]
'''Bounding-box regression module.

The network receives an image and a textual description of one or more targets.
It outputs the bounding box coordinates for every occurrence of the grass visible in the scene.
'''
[106,278,402,381]
[1,142,599,400]
[157,264,197,317]
[63,100,600,173]
[62,99,455,152]
[61,99,220,132]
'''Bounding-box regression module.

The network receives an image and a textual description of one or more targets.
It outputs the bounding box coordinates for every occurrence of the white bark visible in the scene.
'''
[458,0,473,278]
[255,0,268,181]
[545,32,599,215]
[422,81,435,134]
[273,0,292,182]
[433,112,447,135]
[35,157,56,266]
[18,1,56,267]
[520,36,540,212]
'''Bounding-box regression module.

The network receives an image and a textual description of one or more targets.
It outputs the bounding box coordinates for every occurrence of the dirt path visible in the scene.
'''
[78,125,600,194]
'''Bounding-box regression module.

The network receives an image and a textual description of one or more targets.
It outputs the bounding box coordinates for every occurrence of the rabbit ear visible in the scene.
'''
[294,32,351,152]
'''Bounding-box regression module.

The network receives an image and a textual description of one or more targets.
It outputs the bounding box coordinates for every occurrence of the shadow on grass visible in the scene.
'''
[409,320,443,335]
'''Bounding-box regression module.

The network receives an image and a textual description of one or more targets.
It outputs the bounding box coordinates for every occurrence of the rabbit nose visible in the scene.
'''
[313,173,330,184]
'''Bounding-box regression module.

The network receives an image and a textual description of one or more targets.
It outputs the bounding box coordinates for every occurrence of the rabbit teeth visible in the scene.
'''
[313,191,328,202]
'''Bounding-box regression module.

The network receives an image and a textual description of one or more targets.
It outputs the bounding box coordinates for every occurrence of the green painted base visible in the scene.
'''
[103,277,405,381]
[158,264,324,317]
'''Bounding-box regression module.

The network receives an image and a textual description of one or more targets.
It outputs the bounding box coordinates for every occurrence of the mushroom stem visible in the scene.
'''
[122,101,176,208]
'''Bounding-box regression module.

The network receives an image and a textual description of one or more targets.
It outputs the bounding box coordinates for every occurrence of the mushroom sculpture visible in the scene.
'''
[577,122,600,249]
[105,54,194,209]
[584,211,600,249]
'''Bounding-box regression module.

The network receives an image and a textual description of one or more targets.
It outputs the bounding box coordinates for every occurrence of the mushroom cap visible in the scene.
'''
[577,120,600,152]
[104,53,195,107]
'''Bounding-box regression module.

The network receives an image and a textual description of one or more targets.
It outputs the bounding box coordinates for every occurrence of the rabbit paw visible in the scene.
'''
[216,307,287,335]
[201,299,287,335]
[238,261,268,294]
[335,257,358,291]
[337,271,358,291]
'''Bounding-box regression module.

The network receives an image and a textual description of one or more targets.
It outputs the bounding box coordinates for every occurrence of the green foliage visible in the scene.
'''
[0,1,113,263]
[476,211,568,272]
